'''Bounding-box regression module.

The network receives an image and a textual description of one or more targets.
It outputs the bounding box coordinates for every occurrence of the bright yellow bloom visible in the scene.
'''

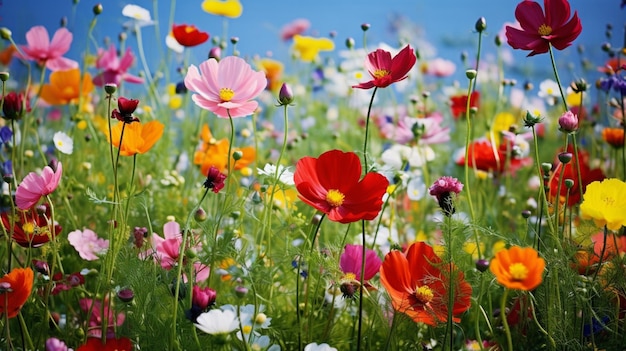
[201,0,243,18]
[580,178,626,231]
[292,35,334,62]
[108,121,165,156]
[489,112,516,145]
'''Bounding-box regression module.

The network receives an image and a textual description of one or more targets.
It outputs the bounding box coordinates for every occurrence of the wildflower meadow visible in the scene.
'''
[1,0,626,350]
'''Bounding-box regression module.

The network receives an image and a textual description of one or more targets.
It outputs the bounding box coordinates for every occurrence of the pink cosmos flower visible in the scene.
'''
[19,26,78,71]
[92,45,144,87]
[67,228,109,261]
[184,56,268,118]
[15,162,63,210]
[280,18,311,41]
[423,58,456,77]
[352,44,416,90]
[141,221,209,282]
[79,298,125,338]
[340,244,381,281]
[505,0,582,56]
[377,112,450,145]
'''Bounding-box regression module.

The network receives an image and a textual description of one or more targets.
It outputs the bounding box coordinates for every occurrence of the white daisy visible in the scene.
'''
[122,4,155,27]
[195,308,239,335]
[53,131,73,155]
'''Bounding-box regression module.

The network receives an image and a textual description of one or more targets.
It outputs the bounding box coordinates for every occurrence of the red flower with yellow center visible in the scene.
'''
[294,150,389,223]
[352,45,416,90]
[172,24,209,47]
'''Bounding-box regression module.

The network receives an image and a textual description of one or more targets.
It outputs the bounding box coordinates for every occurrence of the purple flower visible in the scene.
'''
[558,110,578,133]
[45,337,73,351]
[429,176,463,216]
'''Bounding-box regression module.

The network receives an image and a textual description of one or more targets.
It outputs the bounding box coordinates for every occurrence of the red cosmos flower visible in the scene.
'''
[450,91,479,119]
[505,0,582,57]
[455,138,531,174]
[379,242,472,326]
[1,204,62,248]
[77,337,133,351]
[352,45,416,89]
[0,267,34,319]
[294,150,389,223]
[172,24,210,47]
[548,147,605,206]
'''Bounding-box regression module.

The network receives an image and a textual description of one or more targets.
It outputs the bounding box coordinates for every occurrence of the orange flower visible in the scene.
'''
[193,124,255,175]
[257,58,284,91]
[490,246,545,291]
[380,242,472,326]
[0,267,34,319]
[602,127,625,148]
[108,120,164,156]
[40,68,94,105]
[0,45,16,66]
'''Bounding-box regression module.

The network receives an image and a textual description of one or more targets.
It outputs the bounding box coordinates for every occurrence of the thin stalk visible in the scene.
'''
[356,220,367,351]
[363,87,378,172]
[500,288,513,351]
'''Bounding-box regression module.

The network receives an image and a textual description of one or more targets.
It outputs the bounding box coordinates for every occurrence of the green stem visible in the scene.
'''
[548,44,569,113]
[363,87,378,172]
[500,289,513,351]
[356,220,367,351]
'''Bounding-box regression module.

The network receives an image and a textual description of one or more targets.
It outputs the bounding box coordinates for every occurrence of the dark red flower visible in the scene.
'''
[505,0,582,56]
[2,91,30,121]
[294,150,389,223]
[203,165,227,193]
[111,97,140,123]
[77,337,133,351]
[548,146,605,206]
[352,45,416,89]
[172,24,210,47]
[450,91,479,119]
[2,204,62,248]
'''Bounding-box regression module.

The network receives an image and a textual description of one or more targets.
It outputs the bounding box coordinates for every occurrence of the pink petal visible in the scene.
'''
[48,27,73,57]
[24,26,50,55]
[46,57,78,71]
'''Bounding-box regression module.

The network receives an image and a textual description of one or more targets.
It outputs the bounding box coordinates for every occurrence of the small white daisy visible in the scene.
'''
[53,131,73,155]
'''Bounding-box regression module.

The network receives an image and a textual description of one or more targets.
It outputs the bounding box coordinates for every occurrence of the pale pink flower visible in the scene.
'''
[19,26,78,71]
[67,228,109,261]
[184,56,267,118]
[15,162,62,210]
[280,18,310,41]
[92,45,144,87]
[423,58,456,77]
[377,112,450,145]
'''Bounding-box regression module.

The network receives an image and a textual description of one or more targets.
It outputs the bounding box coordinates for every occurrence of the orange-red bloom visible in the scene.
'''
[450,91,479,119]
[548,147,605,206]
[172,24,210,47]
[193,124,255,176]
[108,120,164,156]
[490,246,545,291]
[0,267,34,319]
[602,127,625,148]
[294,150,389,223]
[380,242,472,326]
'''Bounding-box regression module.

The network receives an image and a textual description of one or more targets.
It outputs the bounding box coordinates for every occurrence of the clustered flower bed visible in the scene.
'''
[0,0,625,350]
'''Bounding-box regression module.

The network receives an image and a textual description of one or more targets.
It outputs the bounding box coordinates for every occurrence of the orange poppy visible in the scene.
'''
[257,58,284,92]
[40,68,94,105]
[489,246,545,291]
[602,127,625,148]
[0,45,16,66]
[379,242,472,326]
[193,124,255,176]
[108,120,164,156]
[0,267,34,319]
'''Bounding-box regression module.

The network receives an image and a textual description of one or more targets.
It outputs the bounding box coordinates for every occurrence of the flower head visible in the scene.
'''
[67,228,109,261]
[45,337,73,351]
[184,56,267,118]
[352,44,416,89]
[558,110,578,133]
[108,120,164,156]
[77,337,132,351]
[304,343,338,351]
[53,131,73,155]
[92,45,144,87]
[194,125,256,175]
[172,24,210,47]
[2,204,62,247]
[450,91,480,119]
[580,178,626,231]
[280,18,311,41]
[602,127,625,148]
[111,97,140,123]
[40,68,94,106]
[79,298,125,338]
[18,26,78,71]
[195,308,239,335]
[294,150,389,223]
[429,176,463,216]
[292,35,335,63]
[490,246,545,290]
[0,267,34,318]
[203,165,227,193]
[122,4,155,27]
[548,147,604,206]
[15,162,63,210]
[505,0,582,56]
[187,285,217,322]
[339,244,381,297]
[380,242,472,326]
[201,0,243,18]
[2,91,29,120]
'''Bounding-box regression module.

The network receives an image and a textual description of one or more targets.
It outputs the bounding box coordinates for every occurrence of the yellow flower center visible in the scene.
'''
[373,69,390,79]
[538,24,552,36]
[22,222,35,234]
[343,272,357,281]
[242,325,252,334]
[509,262,529,281]
[602,196,616,207]
[415,285,434,303]
[219,88,235,102]
[326,189,345,207]
[185,26,195,33]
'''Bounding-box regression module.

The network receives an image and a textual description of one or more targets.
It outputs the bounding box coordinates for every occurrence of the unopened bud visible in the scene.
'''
[0,72,9,82]
[277,83,294,106]
[0,28,12,40]
[475,17,487,33]
[104,83,117,95]
[361,23,370,31]
[93,3,103,15]
[345,37,355,49]
[466,69,477,79]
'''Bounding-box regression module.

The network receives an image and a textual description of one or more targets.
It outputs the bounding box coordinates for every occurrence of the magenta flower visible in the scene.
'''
[18,26,78,71]
[67,228,109,261]
[92,45,144,87]
[352,44,416,90]
[429,176,463,216]
[505,0,582,56]
[338,244,382,297]
[15,162,62,210]
[79,298,125,338]
[184,56,267,118]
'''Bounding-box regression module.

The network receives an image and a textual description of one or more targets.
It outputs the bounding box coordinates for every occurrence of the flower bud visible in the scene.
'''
[475,17,487,33]
[235,285,248,298]
[558,111,578,133]
[117,288,134,303]
[230,36,239,45]
[465,69,477,79]
[0,28,12,40]
[208,46,221,60]
[0,72,9,82]
[564,179,575,189]
[277,83,294,106]
[475,259,490,272]
[558,152,573,164]
[521,210,532,219]
[523,110,542,127]
[345,37,355,49]
[361,23,370,31]
[104,83,117,95]
[93,3,103,15]
[232,150,243,161]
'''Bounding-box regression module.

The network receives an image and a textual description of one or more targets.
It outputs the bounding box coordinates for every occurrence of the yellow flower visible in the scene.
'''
[268,186,297,210]
[566,91,583,107]
[201,0,242,18]
[292,35,334,63]
[489,112,515,145]
[580,178,626,231]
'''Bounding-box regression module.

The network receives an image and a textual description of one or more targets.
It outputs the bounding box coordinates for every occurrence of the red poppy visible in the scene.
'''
[352,45,416,89]
[450,91,479,119]
[77,337,133,351]
[455,138,531,174]
[548,146,605,206]
[0,267,34,319]
[2,204,62,248]
[505,0,582,57]
[172,24,210,47]
[294,150,389,223]
[379,242,472,326]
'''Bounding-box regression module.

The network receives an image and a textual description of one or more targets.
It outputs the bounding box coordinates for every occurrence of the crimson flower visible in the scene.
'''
[111,97,140,123]
[352,45,416,89]
[77,337,133,351]
[450,91,479,119]
[505,0,582,56]
[172,24,210,47]
[548,146,605,206]
[294,150,389,223]
[1,203,62,248]
[379,242,472,326]
[2,91,30,121]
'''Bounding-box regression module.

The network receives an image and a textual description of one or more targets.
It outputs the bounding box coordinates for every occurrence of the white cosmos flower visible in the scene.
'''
[122,4,155,27]
[165,34,184,54]
[304,343,338,351]
[53,131,73,155]
[195,308,239,335]
[257,164,294,186]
